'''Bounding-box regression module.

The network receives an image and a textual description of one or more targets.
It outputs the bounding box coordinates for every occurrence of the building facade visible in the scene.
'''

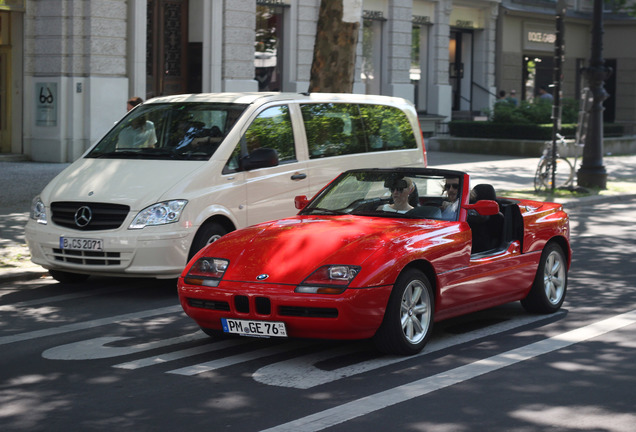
[1,0,634,162]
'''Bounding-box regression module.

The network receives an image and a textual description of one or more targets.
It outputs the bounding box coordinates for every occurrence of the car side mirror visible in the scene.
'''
[463,200,499,215]
[294,195,309,210]
[240,148,279,171]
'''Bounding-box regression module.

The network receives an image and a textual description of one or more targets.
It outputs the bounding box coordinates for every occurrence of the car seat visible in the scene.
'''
[468,184,504,253]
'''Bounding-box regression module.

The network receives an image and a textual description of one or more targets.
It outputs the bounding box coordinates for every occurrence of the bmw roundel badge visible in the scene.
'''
[256,274,269,281]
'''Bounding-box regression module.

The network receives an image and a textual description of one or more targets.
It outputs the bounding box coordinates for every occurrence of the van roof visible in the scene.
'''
[145,92,413,107]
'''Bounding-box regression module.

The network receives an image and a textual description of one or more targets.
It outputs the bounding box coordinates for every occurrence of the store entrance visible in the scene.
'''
[146,0,189,98]
[0,44,9,153]
[523,55,554,101]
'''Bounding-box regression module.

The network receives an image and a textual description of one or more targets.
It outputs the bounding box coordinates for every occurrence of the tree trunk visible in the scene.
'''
[308,0,361,93]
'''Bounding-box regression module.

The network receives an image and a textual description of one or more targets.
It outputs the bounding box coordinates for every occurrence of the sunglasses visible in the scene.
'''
[444,183,459,190]
[390,187,406,193]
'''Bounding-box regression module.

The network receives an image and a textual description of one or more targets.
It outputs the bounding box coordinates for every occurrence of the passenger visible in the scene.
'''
[118,97,157,149]
[440,177,460,220]
[378,177,415,213]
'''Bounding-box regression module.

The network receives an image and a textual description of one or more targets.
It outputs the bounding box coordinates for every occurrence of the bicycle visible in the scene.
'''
[533,133,581,192]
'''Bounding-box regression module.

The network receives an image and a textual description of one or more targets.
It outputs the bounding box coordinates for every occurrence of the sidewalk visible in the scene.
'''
[2,151,635,282]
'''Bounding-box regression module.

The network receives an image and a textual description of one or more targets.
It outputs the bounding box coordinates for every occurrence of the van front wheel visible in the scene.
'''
[189,222,229,260]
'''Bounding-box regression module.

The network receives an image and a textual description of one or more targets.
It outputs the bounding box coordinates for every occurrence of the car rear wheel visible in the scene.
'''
[189,221,229,260]
[373,268,434,356]
[48,269,91,283]
[521,243,567,313]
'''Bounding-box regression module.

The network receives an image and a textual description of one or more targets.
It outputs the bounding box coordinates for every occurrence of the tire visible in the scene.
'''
[188,221,229,260]
[521,243,568,313]
[534,157,573,192]
[373,268,434,356]
[49,270,91,284]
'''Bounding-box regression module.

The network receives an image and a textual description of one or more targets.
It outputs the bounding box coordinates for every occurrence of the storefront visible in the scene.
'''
[0,0,24,155]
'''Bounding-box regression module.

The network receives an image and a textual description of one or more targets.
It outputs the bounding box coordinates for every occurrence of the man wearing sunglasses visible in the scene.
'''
[441,177,460,220]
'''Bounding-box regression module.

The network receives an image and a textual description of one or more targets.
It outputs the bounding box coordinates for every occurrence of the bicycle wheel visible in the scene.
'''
[534,157,573,192]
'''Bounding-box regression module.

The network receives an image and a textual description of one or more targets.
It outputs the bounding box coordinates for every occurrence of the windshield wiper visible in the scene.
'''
[304,207,347,215]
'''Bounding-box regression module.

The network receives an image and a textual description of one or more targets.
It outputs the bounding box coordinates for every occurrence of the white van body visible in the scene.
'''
[26,93,426,281]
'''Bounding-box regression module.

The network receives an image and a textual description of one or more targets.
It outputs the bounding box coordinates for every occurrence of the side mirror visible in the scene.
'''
[463,200,499,216]
[240,148,279,171]
[294,195,309,210]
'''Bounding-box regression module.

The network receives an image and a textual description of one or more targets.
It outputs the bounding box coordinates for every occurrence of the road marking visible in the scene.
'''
[168,341,313,375]
[0,305,182,346]
[259,309,636,432]
[0,286,131,308]
[113,338,252,369]
[42,332,207,360]
[253,312,561,389]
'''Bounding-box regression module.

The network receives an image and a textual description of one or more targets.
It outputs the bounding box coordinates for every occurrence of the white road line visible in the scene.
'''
[0,305,182,346]
[168,341,312,375]
[42,332,207,360]
[113,338,251,369]
[253,312,562,389]
[259,310,636,432]
[0,286,131,308]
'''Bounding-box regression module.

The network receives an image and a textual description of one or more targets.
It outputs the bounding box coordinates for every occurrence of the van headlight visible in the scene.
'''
[129,200,188,229]
[30,196,48,224]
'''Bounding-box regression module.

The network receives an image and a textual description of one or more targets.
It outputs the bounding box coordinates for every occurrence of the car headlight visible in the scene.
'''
[183,257,229,287]
[129,200,187,229]
[295,265,361,294]
[30,196,48,224]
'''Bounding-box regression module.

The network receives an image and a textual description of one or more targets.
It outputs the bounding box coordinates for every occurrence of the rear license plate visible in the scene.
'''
[60,237,104,251]
[221,318,287,338]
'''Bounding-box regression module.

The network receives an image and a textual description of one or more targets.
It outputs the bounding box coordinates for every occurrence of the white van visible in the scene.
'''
[26,92,426,282]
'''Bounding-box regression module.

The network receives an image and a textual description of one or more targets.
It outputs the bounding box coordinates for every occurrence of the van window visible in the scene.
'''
[86,102,246,161]
[301,103,417,158]
[223,105,296,173]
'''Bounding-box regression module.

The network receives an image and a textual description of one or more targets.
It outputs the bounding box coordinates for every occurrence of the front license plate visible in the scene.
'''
[222,318,287,338]
[60,237,104,251]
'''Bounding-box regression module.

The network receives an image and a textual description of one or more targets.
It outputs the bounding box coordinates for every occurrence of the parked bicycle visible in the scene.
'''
[534,88,591,192]
[533,133,579,192]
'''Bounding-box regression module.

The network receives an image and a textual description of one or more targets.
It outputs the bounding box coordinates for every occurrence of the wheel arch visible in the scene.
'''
[546,235,571,269]
[400,259,438,299]
[187,214,237,259]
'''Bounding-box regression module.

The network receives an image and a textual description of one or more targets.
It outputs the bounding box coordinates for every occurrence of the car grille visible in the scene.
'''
[51,201,130,231]
[279,306,338,318]
[187,296,337,318]
[52,248,122,266]
[187,298,231,312]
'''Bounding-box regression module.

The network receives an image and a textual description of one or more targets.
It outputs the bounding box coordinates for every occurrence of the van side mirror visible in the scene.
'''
[294,195,309,210]
[463,200,499,215]
[240,148,279,171]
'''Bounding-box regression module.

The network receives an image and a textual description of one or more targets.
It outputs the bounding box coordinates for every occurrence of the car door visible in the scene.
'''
[242,104,309,225]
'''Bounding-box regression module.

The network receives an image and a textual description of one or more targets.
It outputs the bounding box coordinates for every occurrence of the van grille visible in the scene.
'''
[51,202,130,231]
[52,248,122,266]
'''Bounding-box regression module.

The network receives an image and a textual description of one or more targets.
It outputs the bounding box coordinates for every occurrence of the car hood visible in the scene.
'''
[212,215,444,285]
[40,158,205,210]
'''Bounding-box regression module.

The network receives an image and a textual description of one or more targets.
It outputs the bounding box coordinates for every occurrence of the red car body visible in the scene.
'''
[178,168,571,355]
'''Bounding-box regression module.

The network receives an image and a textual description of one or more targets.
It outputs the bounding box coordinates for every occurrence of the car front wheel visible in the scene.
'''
[373,268,434,356]
[188,221,229,260]
[521,243,568,313]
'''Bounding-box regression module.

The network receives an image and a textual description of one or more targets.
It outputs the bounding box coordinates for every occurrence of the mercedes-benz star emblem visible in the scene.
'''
[256,274,269,281]
[74,206,93,227]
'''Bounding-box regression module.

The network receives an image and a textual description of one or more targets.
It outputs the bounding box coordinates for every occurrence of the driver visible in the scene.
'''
[378,177,415,213]
[440,177,460,220]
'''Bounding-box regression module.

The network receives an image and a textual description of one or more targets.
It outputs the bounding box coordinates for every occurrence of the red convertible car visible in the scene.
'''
[178,168,570,355]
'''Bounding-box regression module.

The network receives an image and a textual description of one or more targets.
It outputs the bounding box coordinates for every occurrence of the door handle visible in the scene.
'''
[291,173,307,180]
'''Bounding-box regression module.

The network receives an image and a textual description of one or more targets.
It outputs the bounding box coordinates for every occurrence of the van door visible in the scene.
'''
[238,105,309,225]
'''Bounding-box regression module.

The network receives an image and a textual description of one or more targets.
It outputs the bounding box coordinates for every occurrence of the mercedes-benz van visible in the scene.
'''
[26,92,426,282]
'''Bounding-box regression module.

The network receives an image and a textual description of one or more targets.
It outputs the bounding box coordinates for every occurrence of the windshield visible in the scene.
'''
[86,102,247,160]
[300,170,464,221]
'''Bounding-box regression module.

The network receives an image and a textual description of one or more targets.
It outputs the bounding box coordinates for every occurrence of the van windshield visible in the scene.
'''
[86,102,247,161]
